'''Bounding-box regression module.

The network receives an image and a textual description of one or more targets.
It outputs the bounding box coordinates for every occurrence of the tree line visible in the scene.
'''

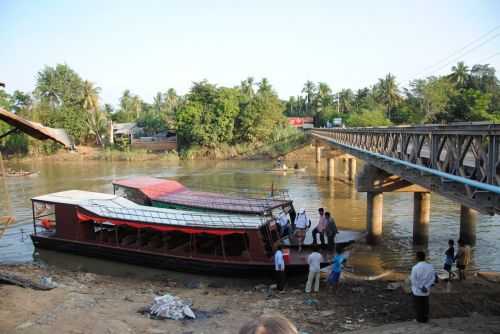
[286,62,500,126]
[0,61,499,155]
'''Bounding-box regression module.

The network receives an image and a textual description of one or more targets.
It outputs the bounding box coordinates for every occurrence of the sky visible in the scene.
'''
[1,0,500,106]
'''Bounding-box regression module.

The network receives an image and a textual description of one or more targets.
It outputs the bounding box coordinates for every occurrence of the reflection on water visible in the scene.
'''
[1,158,499,274]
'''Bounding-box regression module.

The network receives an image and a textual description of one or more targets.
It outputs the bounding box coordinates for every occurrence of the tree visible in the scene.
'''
[302,81,317,116]
[81,81,106,146]
[449,62,470,89]
[375,73,402,120]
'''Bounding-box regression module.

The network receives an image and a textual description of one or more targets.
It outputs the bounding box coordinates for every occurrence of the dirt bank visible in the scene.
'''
[1,264,500,334]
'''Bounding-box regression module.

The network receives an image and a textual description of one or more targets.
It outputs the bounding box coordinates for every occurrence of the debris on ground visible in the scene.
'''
[142,294,196,320]
[0,272,56,290]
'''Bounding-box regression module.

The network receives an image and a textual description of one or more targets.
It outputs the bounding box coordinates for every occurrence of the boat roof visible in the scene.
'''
[113,177,292,214]
[32,190,267,229]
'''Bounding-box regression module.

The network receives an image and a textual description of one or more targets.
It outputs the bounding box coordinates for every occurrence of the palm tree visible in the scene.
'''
[317,82,333,108]
[81,81,104,146]
[131,95,142,120]
[375,73,401,119]
[36,68,60,110]
[449,61,470,88]
[339,89,355,114]
[153,92,163,113]
[302,81,317,115]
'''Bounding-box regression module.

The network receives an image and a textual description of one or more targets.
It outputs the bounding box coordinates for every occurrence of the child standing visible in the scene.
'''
[327,245,347,293]
[455,239,471,280]
[444,239,455,281]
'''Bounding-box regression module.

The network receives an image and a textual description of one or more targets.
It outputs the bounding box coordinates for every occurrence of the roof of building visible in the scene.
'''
[32,190,266,229]
[113,122,139,135]
[113,177,292,214]
[0,107,72,147]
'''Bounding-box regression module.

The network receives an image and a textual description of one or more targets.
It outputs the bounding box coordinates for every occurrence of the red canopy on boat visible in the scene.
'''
[113,176,186,198]
[76,210,245,236]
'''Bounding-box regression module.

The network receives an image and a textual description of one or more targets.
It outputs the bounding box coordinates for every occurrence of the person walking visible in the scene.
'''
[294,208,310,252]
[443,239,455,281]
[455,239,471,281]
[274,245,286,291]
[305,246,323,293]
[327,245,347,293]
[325,212,338,251]
[312,208,326,247]
[410,251,436,323]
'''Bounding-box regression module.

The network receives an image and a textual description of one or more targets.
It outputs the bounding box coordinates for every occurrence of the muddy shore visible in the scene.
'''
[1,262,500,334]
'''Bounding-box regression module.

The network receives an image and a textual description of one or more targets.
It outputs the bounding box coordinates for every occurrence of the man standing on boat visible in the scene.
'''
[277,211,290,237]
[325,212,338,251]
[294,208,310,252]
[312,208,326,248]
[274,245,286,291]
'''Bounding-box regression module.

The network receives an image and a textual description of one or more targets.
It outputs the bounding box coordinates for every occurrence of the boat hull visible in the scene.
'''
[31,234,313,276]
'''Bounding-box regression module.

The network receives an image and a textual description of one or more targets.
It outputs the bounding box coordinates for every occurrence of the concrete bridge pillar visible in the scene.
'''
[413,192,431,245]
[315,145,322,163]
[327,157,335,180]
[366,192,383,244]
[347,158,357,182]
[460,206,478,246]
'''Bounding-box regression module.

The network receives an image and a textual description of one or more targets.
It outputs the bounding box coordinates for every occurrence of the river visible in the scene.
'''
[1,158,499,274]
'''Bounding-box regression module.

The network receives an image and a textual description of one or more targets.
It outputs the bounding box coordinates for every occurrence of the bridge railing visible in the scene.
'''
[312,123,500,214]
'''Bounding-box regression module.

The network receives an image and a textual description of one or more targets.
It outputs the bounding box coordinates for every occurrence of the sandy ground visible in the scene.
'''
[1,263,500,334]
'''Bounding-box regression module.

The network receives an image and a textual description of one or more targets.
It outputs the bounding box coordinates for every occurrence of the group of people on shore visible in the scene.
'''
[410,238,472,323]
[275,207,343,293]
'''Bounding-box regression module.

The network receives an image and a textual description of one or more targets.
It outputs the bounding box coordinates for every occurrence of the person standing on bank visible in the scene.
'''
[274,245,286,291]
[444,239,455,281]
[312,208,327,248]
[305,245,324,293]
[410,251,436,323]
[327,245,347,293]
[455,239,471,281]
[294,208,310,252]
[277,211,289,238]
[325,212,338,251]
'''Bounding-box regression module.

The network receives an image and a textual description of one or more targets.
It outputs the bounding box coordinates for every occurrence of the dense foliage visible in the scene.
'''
[285,62,500,126]
[1,61,499,156]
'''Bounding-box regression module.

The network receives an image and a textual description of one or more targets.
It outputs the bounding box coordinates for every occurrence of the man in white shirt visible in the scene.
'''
[294,208,310,252]
[312,208,326,247]
[410,251,436,323]
[277,212,289,237]
[274,245,286,291]
[305,246,324,293]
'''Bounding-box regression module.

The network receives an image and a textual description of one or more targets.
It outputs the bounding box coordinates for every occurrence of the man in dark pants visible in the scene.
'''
[410,251,436,323]
[274,245,286,291]
[312,208,326,247]
[325,212,338,251]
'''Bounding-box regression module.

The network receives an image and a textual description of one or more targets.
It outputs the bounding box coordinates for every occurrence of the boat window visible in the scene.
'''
[164,231,191,252]
[117,225,139,247]
[270,228,279,242]
[223,233,248,257]
[139,227,164,250]
[114,186,150,205]
[195,233,223,257]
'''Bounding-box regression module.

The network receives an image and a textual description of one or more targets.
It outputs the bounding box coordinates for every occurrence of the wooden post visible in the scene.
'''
[366,192,383,244]
[460,206,478,246]
[413,192,430,245]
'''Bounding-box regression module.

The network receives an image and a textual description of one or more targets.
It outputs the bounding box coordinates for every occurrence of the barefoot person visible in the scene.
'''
[410,251,436,323]
[305,245,323,293]
[294,208,310,252]
[327,245,346,293]
[325,211,338,251]
[444,239,455,281]
[455,239,471,281]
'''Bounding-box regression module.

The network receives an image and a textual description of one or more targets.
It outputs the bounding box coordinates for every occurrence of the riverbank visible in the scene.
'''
[1,263,499,334]
[3,133,308,162]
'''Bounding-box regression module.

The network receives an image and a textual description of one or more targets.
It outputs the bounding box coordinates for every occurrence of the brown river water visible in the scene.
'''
[1,158,499,275]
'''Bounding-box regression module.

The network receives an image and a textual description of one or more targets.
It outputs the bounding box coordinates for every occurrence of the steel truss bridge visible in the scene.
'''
[311,123,500,215]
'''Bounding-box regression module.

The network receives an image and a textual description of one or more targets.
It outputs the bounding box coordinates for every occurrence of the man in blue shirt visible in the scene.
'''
[274,245,286,291]
[327,245,346,293]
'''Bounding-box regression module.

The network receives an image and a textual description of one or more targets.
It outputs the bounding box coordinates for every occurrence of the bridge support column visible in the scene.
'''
[460,206,478,246]
[327,158,335,180]
[315,145,322,163]
[347,158,357,182]
[413,192,430,245]
[366,192,383,244]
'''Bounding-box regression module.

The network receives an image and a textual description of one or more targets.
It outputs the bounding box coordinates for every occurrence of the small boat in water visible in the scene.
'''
[30,190,360,275]
[1,169,38,177]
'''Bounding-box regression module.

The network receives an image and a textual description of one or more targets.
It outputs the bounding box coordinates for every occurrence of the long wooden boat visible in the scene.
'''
[112,177,296,220]
[30,190,359,275]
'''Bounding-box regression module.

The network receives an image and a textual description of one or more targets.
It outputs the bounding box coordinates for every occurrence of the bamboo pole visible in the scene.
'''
[0,151,15,239]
